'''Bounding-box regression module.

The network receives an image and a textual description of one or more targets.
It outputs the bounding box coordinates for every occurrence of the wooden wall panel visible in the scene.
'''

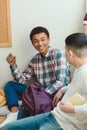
[0,0,12,47]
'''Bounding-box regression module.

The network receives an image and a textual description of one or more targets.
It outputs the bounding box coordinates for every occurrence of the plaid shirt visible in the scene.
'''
[11,47,70,95]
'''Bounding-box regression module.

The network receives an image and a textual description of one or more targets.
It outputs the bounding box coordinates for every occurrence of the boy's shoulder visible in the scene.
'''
[76,64,87,79]
[49,47,64,55]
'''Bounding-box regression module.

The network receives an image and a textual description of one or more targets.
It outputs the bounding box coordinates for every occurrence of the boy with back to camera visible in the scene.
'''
[2,33,87,130]
[0,26,70,128]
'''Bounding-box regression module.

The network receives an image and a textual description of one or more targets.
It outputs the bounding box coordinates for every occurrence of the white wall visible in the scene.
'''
[0,0,85,87]
[86,0,87,12]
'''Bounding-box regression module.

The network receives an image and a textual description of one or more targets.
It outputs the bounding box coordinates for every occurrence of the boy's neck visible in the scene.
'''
[75,58,87,68]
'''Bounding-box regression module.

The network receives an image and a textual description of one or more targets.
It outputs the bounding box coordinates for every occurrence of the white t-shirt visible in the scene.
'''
[52,63,87,130]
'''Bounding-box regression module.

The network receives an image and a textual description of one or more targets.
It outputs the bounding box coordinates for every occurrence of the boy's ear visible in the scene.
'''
[48,38,50,45]
[69,50,74,57]
[48,38,50,42]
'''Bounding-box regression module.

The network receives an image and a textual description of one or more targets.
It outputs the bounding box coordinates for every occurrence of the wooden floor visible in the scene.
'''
[0,116,6,123]
[0,116,6,130]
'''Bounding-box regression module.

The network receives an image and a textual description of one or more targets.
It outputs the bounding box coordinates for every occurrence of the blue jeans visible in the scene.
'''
[4,81,26,109]
[17,107,29,119]
[2,112,63,130]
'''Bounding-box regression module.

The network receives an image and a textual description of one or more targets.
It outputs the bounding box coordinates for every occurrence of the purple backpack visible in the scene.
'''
[21,82,53,116]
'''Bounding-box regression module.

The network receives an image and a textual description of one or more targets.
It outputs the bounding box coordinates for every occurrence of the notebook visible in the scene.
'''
[67,93,87,120]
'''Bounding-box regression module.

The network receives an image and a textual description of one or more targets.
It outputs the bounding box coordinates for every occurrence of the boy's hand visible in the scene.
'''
[52,89,64,108]
[6,53,16,67]
[59,101,75,113]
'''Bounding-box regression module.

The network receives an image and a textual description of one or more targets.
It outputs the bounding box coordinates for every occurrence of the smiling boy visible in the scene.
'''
[0,26,70,128]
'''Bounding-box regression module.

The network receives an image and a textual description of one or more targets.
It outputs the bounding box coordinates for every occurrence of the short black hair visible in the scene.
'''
[30,26,49,41]
[65,33,87,57]
[65,33,87,49]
